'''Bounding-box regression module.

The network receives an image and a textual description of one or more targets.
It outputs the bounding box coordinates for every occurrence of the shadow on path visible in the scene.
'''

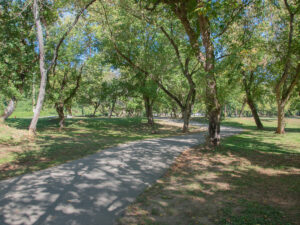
[0,127,241,225]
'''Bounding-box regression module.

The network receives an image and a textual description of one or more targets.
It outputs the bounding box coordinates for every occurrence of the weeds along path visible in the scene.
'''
[0,121,241,225]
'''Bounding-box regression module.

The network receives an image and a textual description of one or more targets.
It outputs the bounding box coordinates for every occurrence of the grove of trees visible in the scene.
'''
[0,0,299,145]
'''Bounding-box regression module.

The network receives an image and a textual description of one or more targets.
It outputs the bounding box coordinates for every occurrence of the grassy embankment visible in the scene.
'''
[0,117,203,180]
[119,117,300,225]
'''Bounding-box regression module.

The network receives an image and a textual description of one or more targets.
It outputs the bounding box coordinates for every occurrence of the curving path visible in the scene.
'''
[0,122,242,225]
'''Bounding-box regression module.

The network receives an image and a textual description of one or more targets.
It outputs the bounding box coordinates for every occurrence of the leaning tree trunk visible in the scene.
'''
[29,0,47,135]
[144,96,154,126]
[243,70,263,130]
[55,103,65,130]
[1,97,17,122]
[92,101,100,117]
[246,96,264,130]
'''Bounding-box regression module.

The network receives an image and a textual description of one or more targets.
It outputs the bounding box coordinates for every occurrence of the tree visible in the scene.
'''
[29,0,96,135]
[95,0,199,132]
[0,0,37,121]
[271,0,300,133]
[143,0,252,145]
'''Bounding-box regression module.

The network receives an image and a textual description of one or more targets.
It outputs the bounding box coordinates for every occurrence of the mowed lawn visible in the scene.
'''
[119,117,300,225]
[0,117,203,180]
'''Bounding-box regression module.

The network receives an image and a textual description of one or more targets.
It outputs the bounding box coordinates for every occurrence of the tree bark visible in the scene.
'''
[239,98,247,117]
[32,77,36,113]
[246,96,264,129]
[243,71,263,129]
[172,107,177,118]
[276,102,285,134]
[93,103,99,117]
[224,104,227,119]
[55,103,65,131]
[29,0,47,135]
[144,96,154,126]
[66,105,72,118]
[55,103,65,130]
[182,106,192,133]
[1,97,17,122]
[109,98,116,118]
[201,23,221,145]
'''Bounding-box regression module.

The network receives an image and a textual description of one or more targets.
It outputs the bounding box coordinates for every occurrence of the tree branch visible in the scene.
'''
[49,0,96,75]
[64,65,84,105]
[275,7,294,94]
[215,0,252,38]
[282,63,300,104]
[160,26,185,75]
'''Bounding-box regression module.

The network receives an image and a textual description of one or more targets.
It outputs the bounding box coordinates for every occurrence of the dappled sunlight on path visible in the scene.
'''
[0,125,241,225]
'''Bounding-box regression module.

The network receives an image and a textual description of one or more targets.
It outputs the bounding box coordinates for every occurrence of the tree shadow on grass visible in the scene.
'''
[119,138,300,225]
[0,133,202,225]
[5,117,144,131]
[0,117,185,180]
[220,121,300,133]
[219,133,299,155]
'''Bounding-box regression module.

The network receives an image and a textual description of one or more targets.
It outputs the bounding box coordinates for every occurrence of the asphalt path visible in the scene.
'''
[0,121,242,225]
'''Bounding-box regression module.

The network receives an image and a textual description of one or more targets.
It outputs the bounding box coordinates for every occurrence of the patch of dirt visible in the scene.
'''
[118,146,300,225]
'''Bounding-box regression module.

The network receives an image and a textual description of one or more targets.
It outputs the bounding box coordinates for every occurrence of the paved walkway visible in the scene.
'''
[0,123,242,225]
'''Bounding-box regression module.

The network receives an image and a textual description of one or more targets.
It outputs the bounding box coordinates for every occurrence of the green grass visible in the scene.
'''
[218,199,291,225]
[221,117,300,132]
[0,117,194,180]
[119,117,300,225]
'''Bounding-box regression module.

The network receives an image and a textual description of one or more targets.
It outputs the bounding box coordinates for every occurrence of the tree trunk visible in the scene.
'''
[32,78,36,113]
[198,14,221,146]
[92,101,100,117]
[224,104,227,119]
[55,103,65,130]
[239,98,246,117]
[81,106,85,116]
[144,96,154,126]
[205,74,221,145]
[109,98,116,118]
[1,97,17,122]
[246,96,264,129]
[172,108,177,118]
[242,70,263,130]
[66,105,72,118]
[93,106,97,117]
[182,107,191,133]
[162,0,220,145]
[29,0,47,135]
[276,102,285,134]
